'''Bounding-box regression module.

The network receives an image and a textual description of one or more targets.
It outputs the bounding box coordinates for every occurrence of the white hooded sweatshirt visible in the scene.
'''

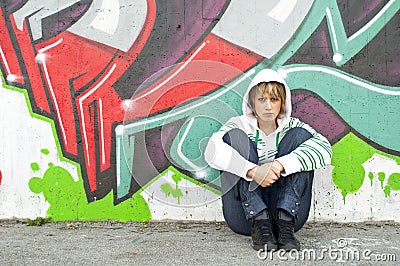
[204,69,332,181]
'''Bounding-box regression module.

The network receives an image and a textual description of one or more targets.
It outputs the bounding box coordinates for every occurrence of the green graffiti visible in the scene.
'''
[160,183,183,204]
[41,149,50,155]
[172,174,182,184]
[160,172,183,204]
[379,170,400,197]
[332,133,400,202]
[384,185,391,197]
[29,160,151,222]
[388,173,400,191]
[377,172,386,189]
[332,134,370,201]
[4,81,151,222]
[146,167,220,205]
[30,162,40,172]
[368,172,374,187]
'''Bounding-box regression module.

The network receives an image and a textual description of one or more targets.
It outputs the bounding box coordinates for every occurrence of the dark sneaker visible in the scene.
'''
[275,218,300,251]
[251,218,278,251]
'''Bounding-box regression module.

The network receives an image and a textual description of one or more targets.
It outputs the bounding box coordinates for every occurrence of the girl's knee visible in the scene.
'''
[278,127,313,155]
[222,128,248,145]
[283,127,312,144]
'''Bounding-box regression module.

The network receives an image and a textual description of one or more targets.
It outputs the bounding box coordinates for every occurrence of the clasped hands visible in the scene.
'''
[247,160,284,187]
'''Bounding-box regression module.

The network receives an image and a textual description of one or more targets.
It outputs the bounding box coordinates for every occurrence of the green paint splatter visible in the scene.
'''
[161,183,183,203]
[146,166,221,196]
[161,183,173,197]
[172,174,182,184]
[332,133,400,202]
[31,162,40,172]
[41,149,50,155]
[340,190,347,205]
[384,185,391,197]
[332,134,371,201]
[3,76,151,222]
[29,162,151,222]
[160,172,184,204]
[388,173,400,191]
[377,172,386,189]
[368,172,374,187]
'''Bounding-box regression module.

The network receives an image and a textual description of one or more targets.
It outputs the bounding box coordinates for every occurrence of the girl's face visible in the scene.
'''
[253,90,282,125]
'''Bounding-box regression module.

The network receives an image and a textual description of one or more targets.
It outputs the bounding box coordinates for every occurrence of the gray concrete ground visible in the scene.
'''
[0,220,399,265]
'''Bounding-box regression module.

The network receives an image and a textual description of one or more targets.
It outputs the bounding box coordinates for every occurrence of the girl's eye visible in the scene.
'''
[271,98,279,102]
[258,97,266,102]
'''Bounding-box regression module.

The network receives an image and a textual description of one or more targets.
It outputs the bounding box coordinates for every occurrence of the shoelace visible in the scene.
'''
[276,219,296,241]
[255,220,274,239]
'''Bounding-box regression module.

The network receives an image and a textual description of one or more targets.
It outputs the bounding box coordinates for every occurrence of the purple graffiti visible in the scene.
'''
[114,0,230,99]
[292,90,349,144]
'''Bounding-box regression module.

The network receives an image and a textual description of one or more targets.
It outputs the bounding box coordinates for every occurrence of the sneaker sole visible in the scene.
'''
[277,243,300,251]
[252,242,278,251]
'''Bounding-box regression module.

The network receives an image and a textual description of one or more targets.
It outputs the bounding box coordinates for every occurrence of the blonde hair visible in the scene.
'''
[248,81,287,118]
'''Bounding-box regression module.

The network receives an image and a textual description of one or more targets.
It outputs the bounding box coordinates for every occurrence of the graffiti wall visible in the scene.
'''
[0,0,399,222]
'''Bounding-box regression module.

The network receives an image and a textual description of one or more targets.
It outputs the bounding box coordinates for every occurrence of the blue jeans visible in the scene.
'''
[220,127,314,235]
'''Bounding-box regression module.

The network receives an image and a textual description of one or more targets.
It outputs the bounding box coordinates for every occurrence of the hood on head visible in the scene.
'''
[242,69,291,130]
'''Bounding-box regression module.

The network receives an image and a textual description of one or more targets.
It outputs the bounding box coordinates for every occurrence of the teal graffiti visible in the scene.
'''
[266,0,400,68]
[117,65,261,187]
[259,0,400,154]
[116,0,400,202]
[281,65,400,153]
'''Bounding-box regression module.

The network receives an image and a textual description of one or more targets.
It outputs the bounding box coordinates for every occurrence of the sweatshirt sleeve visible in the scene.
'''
[204,118,257,181]
[276,118,333,176]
